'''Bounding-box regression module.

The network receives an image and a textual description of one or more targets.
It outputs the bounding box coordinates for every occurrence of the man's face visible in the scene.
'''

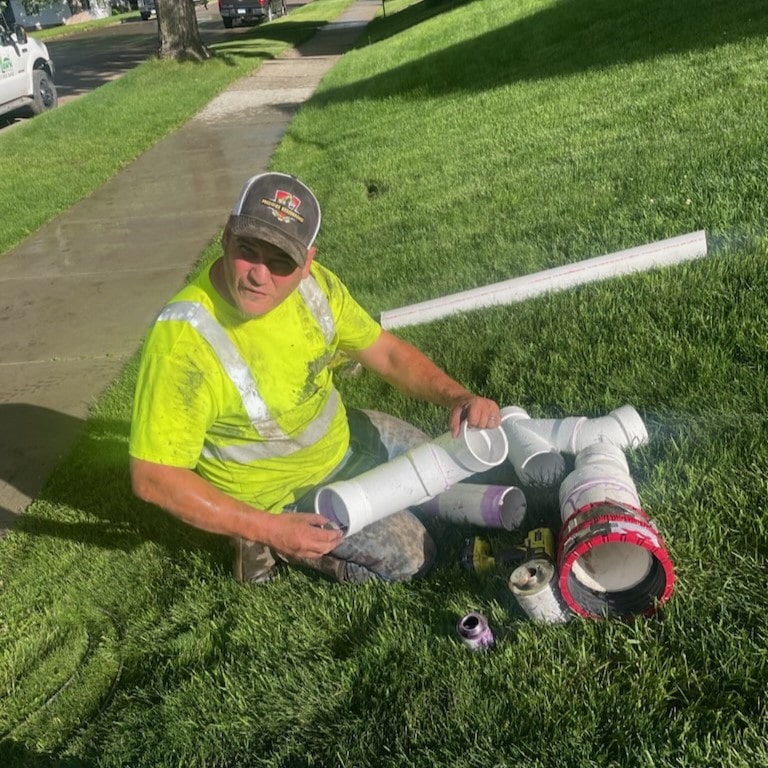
[217,229,313,317]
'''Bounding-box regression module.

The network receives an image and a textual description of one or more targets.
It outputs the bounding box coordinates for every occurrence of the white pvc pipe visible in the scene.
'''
[518,405,649,454]
[315,423,509,536]
[380,231,707,329]
[500,405,648,485]
[558,443,648,593]
[559,443,641,523]
[418,483,527,531]
[501,406,566,486]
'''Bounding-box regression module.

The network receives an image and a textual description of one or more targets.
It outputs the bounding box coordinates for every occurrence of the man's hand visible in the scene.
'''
[448,394,502,437]
[265,512,344,559]
[130,458,344,556]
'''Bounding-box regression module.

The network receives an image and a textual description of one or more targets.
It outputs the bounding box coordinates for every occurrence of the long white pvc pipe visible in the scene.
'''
[380,231,707,329]
[315,423,509,536]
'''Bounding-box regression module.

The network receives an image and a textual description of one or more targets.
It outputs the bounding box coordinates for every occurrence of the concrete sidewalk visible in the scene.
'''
[0,0,381,529]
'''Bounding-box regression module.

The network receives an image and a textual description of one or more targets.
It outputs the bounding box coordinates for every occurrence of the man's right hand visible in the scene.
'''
[265,512,344,559]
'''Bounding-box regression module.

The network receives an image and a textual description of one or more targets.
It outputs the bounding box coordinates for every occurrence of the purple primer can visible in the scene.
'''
[457,611,495,651]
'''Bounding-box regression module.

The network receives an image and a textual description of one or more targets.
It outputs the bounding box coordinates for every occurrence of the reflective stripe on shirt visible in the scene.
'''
[298,277,335,345]
[201,388,340,463]
[155,276,338,463]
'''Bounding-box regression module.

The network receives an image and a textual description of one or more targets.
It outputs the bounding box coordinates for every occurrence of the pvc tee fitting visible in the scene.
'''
[500,405,649,486]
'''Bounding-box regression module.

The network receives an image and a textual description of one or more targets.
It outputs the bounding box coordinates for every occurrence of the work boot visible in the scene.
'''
[231,537,277,584]
[279,553,348,583]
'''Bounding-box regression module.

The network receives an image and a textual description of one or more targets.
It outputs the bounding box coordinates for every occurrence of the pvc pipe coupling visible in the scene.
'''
[500,405,649,486]
[556,443,675,619]
[315,422,509,537]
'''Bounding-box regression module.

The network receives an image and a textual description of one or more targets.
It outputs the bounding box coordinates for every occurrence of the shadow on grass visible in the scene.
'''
[368,0,470,43]
[208,18,326,62]
[1,404,222,563]
[0,740,95,768]
[318,0,768,103]
[207,13,385,67]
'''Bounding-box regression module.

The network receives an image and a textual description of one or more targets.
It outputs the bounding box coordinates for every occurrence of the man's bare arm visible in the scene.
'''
[130,457,342,557]
[348,329,501,437]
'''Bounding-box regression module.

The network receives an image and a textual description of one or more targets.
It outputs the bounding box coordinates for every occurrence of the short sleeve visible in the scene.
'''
[129,336,218,468]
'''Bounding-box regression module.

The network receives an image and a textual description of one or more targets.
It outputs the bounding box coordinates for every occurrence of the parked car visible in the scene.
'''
[0,17,57,120]
[137,1,217,22]
[136,0,156,20]
[218,0,287,29]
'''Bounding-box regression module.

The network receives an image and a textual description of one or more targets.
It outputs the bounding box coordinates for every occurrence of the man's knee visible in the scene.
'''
[359,409,429,459]
[231,537,277,584]
[334,510,436,583]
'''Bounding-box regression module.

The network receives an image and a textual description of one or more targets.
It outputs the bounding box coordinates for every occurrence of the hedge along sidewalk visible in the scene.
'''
[0,0,382,528]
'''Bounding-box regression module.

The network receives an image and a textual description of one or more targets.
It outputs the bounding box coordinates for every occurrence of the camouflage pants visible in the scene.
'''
[233,409,435,585]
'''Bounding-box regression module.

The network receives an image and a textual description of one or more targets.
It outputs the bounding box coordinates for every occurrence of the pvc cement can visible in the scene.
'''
[508,558,571,624]
[456,611,495,651]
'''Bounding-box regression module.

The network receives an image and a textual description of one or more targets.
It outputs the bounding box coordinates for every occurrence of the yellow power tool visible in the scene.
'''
[461,528,555,571]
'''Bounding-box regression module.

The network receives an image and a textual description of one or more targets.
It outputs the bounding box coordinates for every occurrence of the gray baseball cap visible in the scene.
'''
[228,172,322,267]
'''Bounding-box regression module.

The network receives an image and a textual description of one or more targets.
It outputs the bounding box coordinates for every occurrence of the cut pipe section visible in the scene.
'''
[418,483,527,531]
[380,231,707,329]
[508,558,571,624]
[315,423,509,537]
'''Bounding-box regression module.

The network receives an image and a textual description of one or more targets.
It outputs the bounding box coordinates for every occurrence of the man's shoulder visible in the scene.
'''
[170,265,217,305]
[143,274,220,356]
[309,259,339,282]
[309,260,351,299]
[153,264,228,325]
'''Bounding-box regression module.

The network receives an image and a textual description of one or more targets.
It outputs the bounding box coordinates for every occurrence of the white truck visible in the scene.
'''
[0,17,57,120]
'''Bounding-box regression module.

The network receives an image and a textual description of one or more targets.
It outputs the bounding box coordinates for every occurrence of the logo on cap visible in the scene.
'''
[261,190,306,225]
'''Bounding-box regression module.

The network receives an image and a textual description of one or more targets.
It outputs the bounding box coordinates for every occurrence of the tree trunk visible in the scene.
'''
[156,0,210,62]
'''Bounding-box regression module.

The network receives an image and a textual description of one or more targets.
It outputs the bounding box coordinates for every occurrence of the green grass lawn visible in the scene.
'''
[1,0,767,766]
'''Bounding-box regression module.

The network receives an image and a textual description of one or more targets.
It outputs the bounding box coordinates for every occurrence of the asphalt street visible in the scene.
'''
[46,1,311,107]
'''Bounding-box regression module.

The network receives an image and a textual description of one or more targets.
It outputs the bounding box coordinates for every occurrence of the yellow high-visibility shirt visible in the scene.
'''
[129,260,381,512]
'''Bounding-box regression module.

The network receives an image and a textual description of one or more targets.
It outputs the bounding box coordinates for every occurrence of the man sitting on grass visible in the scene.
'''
[129,172,500,585]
